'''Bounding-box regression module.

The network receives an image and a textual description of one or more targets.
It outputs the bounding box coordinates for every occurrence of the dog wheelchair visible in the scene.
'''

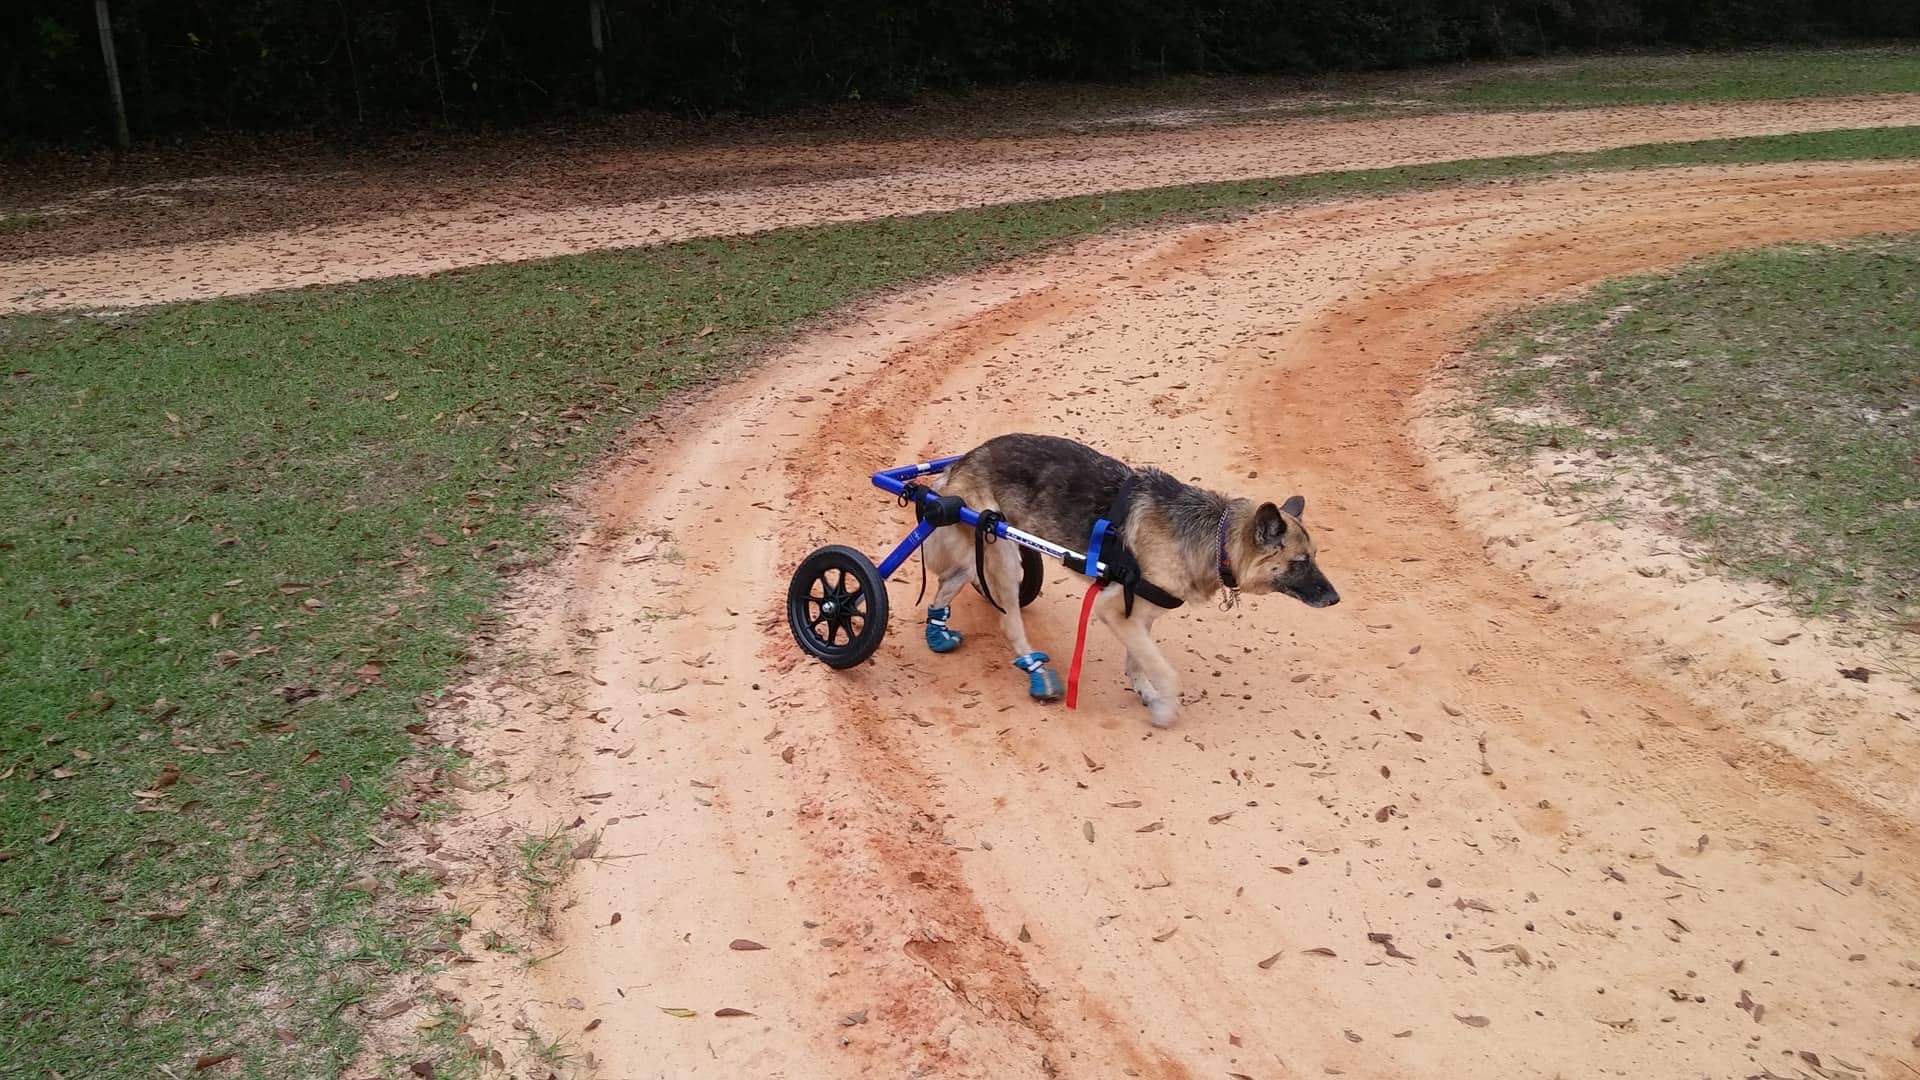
[786,455,1179,705]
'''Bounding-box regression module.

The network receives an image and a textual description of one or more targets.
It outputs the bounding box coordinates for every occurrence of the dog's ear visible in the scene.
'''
[1280,495,1306,519]
[1254,502,1288,547]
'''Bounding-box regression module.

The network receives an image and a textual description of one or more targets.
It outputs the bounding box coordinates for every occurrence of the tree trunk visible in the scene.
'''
[425,0,450,127]
[338,0,366,123]
[94,0,131,150]
[589,0,608,109]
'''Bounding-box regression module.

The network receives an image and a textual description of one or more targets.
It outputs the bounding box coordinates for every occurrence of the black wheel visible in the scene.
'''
[788,545,889,669]
[1018,546,1044,608]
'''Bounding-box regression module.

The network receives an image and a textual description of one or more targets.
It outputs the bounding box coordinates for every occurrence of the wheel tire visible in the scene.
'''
[788,545,889,670]
[1018,546,1045,608]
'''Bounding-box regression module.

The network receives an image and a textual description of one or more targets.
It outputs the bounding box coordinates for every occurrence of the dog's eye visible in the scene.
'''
[1290,557,1308,569]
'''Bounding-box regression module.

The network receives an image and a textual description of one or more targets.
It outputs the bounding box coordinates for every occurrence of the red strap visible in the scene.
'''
[1066,581,1102,710]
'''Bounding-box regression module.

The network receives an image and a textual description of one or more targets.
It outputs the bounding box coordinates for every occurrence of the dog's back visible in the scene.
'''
[943,433,1133,548]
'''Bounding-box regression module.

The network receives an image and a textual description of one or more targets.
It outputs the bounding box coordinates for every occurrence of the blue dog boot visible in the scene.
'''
[925,607,964,654]
[1013,651,1065,701]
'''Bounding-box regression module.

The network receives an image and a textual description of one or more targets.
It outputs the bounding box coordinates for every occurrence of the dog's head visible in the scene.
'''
[1236,496,1339,608]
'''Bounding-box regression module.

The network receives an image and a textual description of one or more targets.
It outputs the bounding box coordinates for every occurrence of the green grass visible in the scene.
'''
[3,124,1919,1079]
[1472,235,1919,624]
[1438,47,1920,108]
[0,210,47,235]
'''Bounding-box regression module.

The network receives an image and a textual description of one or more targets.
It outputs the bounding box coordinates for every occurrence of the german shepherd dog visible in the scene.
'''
[919,433,1338,727]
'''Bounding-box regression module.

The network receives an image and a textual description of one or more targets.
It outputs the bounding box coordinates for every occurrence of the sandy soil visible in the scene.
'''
[416,161,1920,1080]
[6,96,1918,314]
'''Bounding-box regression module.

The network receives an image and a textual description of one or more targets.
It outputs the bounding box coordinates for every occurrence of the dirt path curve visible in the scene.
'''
[431,160,1920,1080]
[8,96,1919,314]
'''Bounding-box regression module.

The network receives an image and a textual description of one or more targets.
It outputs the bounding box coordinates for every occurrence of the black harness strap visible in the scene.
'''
[1088,474,1186,617]
[974,509,1009,613]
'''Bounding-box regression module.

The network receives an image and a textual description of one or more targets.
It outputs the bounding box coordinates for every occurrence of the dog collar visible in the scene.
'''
[1217,509,1240,608]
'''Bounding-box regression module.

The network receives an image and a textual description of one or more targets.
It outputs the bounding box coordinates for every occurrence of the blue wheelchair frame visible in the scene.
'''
[868,456,1117,584]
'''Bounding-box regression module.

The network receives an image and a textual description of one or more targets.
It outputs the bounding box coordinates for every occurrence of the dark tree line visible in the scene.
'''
[7,0,1917,145]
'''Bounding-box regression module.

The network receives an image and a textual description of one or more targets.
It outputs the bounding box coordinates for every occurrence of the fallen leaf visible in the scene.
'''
[1153,927,1178,942]
[1017,924,1032,943]
[42,821,66,845]
[1374,805,1395,822]
[659,1007,697,1018]
[609,912,621,925]
[696,324,716,338]
[1403,730,1424,742]
[1655,863,1684,879]
[842,1009,868,1026]
[359,997,415,1020]
[1302,947,1337,957]
[1108,800,1142,808]
[1257,951,1282,969]
[408,1062,435,1079]
[1481,943,1531,966]
[1393,1029,1413,1038]
[729,939,767,951]
[1597,1017,1635,1030]
[1838,666,1871,682]
[1454,898,1495,913]
[153,764,181,789]
[1082,753,1103,772]
[194,1054,234,1071]
[1083,821,1095,843]
[1136,821,1164,833]
[1453,1014,1490,1028]
[571,835,599,860]
[1441,702,1463,717]
[1208,811,1235,825]
[781,746,795,764]
[584,1018,602,1031]
[1368,932,1414,960]
[715,1008,755,1017]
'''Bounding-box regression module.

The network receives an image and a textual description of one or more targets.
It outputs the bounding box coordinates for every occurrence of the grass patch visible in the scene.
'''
[3,124,1918,1078]
[1439,46,1920,108]
[1472,235,1919,624]
[0,210,48,235]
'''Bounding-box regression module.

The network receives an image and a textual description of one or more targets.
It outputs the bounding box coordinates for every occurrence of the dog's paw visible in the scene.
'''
[1131,678,1156,706]
[1147,700,1179,728]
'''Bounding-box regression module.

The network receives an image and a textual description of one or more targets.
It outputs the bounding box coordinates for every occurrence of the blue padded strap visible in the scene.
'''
[1084,518,1111,581]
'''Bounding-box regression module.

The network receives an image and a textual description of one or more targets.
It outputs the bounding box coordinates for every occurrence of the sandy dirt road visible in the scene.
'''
[6,96,1918,314]
[426,160,1920,1080]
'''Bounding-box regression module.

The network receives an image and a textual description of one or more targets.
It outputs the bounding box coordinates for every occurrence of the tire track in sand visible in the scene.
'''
[432,161,1920,1080]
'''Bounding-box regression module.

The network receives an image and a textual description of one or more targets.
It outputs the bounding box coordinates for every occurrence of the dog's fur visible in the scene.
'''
[920,433,1338,727]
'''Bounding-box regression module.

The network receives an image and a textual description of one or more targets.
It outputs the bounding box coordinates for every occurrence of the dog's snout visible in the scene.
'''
[1316,589,1339,608]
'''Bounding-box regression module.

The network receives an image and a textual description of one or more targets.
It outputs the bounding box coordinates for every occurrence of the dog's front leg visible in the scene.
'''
[1124,651,1156,705]
[1097,591,1181,727]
